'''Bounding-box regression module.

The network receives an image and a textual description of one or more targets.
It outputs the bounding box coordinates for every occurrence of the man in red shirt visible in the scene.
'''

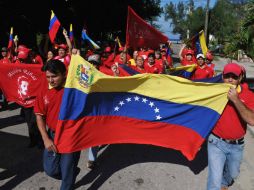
[144,53,164,74]
[207,63,254,190]
[191,54,214,79]
[0,47,12,64]
[34,59,80,190]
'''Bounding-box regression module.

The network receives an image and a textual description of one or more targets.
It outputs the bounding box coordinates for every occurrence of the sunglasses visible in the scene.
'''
[223,73,239,80]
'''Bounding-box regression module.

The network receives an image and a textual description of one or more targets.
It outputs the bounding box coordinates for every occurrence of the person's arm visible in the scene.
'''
[228,87,254,126]
[179,43,186,61]
[111,63,120,76]
[36,114,58,152]
[63,29,72,54]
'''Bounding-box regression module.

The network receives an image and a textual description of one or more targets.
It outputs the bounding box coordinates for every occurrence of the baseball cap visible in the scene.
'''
[104,46,111,53]
[57,44,68,50]
[186,49,194,55]
[1,47,7,52]
[206,52,213,60]
[223,63,242,76]
[118,46,124,52]
[18,50,29,59]
[17,45,29,52]
[196,53,205,59]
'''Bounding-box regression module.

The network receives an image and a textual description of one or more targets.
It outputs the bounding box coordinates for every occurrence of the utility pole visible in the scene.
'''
[204,0,210,41]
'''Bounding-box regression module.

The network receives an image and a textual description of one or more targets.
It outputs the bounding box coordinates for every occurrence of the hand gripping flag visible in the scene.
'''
[55,55,230,161]
[126,6,168,50]
[49,10,61,43]
[191,30,208,56]
[7,27,13,49]
[81,29,100,49]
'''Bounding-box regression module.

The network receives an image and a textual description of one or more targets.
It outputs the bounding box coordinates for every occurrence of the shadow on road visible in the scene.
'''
[0,131,43,189]
[75,142,208,190]
[0,115,25,129]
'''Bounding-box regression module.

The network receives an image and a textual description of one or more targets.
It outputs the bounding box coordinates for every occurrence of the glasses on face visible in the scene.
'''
[223,73,239,80]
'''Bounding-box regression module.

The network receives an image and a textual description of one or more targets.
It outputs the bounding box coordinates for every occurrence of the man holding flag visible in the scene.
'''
[34,59,80,190]
[207,63,254,190]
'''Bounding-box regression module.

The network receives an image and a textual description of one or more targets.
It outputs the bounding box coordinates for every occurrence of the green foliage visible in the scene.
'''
[224,0,254,59]
[209,0,242,43]
[164,0,205,39]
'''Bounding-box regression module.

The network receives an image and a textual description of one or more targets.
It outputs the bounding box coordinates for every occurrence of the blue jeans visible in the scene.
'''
[207,134,244,190]
[43,130,81,190]
[88,147,99,161]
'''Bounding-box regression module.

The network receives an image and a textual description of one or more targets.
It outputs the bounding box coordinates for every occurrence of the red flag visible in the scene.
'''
[126,6,168,50]
[0,63,47,107]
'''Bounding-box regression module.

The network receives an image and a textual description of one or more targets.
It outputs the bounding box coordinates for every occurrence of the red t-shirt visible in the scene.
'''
[101,53,115,67]
[0,57,11,64]
[191,65,214,79]
[144,61,163,74]
[114,54,131,64]
[162,55,173,68]
[181,59,196,66]
[34,87,64,131]
[130,65,146,73]
[54,54,71,69]
[212,86,254,139]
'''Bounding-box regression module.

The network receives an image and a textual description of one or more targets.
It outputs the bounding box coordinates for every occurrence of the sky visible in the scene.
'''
[157,0,217,40]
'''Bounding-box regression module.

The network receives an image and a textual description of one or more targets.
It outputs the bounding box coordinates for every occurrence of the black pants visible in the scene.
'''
[22,107,43,147]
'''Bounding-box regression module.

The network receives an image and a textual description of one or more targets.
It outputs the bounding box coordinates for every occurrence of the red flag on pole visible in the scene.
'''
[126,6,168,50]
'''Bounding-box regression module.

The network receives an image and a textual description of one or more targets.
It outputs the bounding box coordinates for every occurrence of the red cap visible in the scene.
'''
[186,49,194,55]
[104,46,111,53]
[206,52,213,60]
[223,63,242,76]
[57,44,68,50]
[118,46,124,52]
[18,50,29,59]
[148,49,154,54]
[17,45,28,51]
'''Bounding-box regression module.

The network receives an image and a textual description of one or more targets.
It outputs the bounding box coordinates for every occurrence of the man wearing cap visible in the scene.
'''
[192,54,214,79]
[206,51,215,70]
[0,47,12,64]
[180,49,196,66]
[207,63,254,190]
[144,53,164,74]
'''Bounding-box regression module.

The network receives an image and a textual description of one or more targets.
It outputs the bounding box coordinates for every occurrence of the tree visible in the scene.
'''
[164,0,205,40]
[225,0,254,59]
[209,0,242,44]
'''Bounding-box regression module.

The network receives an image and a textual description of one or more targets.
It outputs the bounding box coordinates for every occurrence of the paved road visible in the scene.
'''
[1,105,254,190]
[1,45,254,189]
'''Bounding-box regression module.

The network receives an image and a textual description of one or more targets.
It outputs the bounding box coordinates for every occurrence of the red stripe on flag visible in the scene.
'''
[55,116,204,161]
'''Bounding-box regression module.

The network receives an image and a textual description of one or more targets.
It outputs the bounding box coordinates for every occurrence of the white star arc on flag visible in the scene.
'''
[113,95,162,120]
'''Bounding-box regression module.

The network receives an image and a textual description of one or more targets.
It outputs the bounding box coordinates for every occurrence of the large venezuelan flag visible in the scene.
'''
[191,30,208,56]
[55,55,230,161]
[49,10,61,43]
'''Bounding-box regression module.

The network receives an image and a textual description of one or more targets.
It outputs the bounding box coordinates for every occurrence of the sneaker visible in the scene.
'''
[87,160,96,170]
